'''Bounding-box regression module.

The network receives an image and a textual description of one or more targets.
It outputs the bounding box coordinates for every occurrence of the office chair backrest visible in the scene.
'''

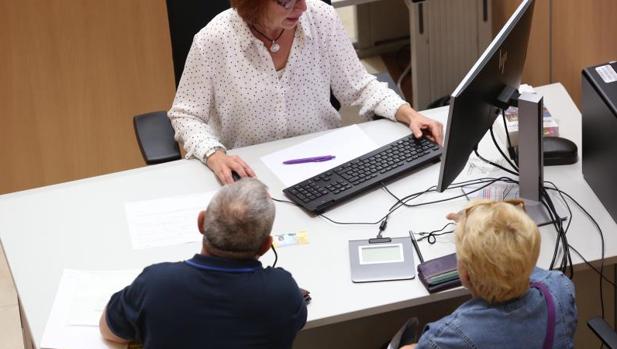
[136,0,338,165]
[166,0,333,87]
[166,0,230,87]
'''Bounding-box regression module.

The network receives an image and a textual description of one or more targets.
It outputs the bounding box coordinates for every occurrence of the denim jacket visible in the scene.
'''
[416,268,577,349]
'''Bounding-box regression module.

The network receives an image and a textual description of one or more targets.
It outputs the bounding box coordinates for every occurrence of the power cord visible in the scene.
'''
[492,116,608,318]
[271,244,278,268]
[414,223,455,244]
[544,182,608,319]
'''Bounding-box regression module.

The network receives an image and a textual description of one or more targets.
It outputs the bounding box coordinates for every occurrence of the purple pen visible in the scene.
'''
[283,155,336,165]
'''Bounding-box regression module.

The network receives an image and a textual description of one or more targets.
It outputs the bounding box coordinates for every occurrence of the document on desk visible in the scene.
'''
[261,124,378,187]
[125,191,217,249]
[41,269,140,349]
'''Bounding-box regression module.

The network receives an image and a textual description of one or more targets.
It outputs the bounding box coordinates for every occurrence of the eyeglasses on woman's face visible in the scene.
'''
[275,0,303,10]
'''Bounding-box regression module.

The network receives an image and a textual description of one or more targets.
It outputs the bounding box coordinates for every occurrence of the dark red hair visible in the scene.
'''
[229,0,270,25]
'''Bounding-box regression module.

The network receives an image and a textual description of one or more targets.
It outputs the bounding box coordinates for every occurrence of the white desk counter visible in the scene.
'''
[2,83,616,347]
[331,0,383,8]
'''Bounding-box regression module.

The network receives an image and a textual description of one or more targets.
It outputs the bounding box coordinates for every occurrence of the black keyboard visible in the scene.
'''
[283,135,442,213]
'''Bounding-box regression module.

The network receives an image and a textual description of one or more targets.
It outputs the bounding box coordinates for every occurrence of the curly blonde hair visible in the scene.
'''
[455,199,540,303]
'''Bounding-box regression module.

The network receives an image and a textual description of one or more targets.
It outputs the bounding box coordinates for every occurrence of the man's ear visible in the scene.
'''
[256,236,273,257]
[197,210,206,235]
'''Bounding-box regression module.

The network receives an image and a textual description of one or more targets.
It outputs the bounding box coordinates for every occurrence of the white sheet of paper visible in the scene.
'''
[125,191,217,249]
[41,269,140,349]
[261,124,378,186]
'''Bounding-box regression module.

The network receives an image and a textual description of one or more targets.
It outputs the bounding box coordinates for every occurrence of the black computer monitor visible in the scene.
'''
[437,0,535,192]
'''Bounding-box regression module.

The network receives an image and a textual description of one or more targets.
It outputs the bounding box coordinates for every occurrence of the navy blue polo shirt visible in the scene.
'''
[105,254,307,349]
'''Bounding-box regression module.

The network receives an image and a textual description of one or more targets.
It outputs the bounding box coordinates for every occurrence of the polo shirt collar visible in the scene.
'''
[185,253,262,273]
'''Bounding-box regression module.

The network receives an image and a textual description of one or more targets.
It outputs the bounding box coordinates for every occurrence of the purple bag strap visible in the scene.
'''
[530,281,556,349]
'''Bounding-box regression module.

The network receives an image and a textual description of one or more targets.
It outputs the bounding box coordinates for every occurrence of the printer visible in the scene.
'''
[582,61,617,222]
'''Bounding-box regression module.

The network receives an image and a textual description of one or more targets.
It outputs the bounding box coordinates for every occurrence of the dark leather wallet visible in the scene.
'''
[417,253,462,293]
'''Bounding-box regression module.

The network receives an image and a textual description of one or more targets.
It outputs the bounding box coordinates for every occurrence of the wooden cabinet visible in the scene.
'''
[0,0,175,194]
[552,0,617,104]
[493,0,617,105]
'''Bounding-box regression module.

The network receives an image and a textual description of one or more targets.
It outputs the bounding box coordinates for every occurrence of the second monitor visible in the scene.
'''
[436,0,559,224]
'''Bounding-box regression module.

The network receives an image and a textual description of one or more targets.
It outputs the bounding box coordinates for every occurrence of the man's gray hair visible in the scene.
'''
[202,178,275,255]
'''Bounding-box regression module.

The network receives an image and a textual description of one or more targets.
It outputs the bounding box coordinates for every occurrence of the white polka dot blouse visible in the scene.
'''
[168,0,407,163]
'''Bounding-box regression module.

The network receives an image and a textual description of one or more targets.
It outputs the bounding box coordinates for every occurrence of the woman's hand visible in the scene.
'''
[206,151,256,185]
[395,104,444,146]
[446,211,463,222]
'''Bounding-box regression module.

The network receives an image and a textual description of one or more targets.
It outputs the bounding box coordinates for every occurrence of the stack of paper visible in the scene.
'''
[41,269,140,349]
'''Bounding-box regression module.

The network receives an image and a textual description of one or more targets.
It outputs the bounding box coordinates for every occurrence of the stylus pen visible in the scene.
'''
[409,229,425,264]
[282,155,335,165]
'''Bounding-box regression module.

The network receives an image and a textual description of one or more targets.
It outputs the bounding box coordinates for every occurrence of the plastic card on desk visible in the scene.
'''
[272,230,309,248]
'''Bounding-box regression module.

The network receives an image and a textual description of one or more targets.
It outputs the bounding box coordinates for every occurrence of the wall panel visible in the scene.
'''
[552,0,617,105]
[0,0,175,194]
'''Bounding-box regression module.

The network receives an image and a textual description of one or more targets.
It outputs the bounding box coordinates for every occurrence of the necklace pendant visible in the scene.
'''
[270,41,280,53]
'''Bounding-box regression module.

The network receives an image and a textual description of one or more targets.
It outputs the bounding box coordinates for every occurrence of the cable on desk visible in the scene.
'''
[414,223,455,245]
[478,137,575,278]
[271,244,278,268]
[319,177,512,228]
[376,218,388,239]
[474,148,518,176]
[272,197,295,205]
[482,128,613,319]
[500,108,518,163]
[540,188,573,276]
[545,182,608,319]
[490,125,519,173]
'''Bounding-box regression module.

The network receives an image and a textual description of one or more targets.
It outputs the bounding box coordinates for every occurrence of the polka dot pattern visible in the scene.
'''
[168,0,406,163]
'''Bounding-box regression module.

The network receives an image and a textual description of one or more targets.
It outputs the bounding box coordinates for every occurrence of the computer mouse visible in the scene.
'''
[231,171,242,182]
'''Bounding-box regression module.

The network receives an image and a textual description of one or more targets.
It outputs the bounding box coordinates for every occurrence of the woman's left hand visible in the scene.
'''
[395,104,444,146]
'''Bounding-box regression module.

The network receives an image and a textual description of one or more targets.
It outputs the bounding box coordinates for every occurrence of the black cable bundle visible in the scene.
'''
[272,115,611,318]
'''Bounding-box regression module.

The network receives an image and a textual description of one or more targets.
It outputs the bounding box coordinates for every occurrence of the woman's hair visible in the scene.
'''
[229,0,270,25]
[455,199,541,304]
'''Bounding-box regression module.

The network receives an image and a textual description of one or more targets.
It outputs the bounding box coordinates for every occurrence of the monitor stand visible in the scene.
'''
[515,93,564,226]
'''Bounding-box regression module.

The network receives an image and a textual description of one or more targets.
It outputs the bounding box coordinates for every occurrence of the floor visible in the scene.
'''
[0,244,24,349]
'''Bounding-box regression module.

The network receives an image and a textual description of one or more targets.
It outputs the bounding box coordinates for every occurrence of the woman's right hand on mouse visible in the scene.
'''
[206,150,256,185]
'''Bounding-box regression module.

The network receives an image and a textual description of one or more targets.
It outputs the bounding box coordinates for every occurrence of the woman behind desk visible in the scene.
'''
[168,0,443,184]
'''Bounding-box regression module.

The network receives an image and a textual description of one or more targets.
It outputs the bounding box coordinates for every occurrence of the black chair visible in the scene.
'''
[133,0,396,165]
[383,317,419,349]
[588,317,617,348]
[134,0,230,165]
